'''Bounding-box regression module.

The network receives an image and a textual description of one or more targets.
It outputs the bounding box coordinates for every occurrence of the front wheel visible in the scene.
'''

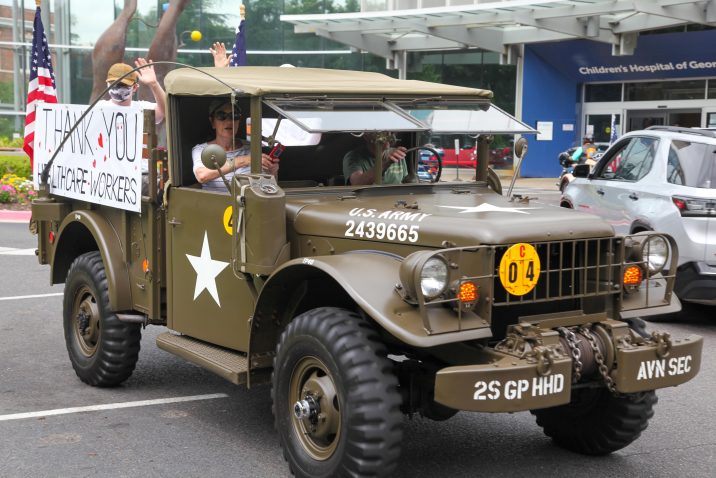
[63,251,141,387]
[272,307,403,478]
[532,388,657,455]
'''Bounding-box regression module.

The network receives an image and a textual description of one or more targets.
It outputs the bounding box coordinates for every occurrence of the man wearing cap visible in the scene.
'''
[343,132,408,185]
[102,58,166,124]
[192,99,279,190]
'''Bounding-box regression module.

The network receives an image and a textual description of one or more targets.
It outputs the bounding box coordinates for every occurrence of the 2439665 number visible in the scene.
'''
[345,220,419,243]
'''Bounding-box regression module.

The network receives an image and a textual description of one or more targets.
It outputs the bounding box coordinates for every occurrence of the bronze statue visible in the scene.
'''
[91,0,191,103]
[139,0,191,102]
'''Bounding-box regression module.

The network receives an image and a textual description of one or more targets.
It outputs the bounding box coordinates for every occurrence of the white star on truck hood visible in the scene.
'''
[186,231,229,307]
[439,203,537,214]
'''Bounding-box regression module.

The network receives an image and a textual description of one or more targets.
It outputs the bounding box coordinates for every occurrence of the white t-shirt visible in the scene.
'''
[192,141,251,191]
[97,99,157,112]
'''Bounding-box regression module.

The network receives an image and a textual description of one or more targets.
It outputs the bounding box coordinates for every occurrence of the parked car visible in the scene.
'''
[561,126,716,307]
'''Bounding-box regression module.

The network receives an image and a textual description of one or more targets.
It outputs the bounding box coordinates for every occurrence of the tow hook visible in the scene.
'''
[294,395,320,422]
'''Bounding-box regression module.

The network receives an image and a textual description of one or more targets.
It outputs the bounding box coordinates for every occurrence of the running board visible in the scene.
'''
[156,332,248,385]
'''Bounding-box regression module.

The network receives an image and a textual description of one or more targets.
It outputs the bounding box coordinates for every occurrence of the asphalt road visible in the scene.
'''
[1,190,714,477]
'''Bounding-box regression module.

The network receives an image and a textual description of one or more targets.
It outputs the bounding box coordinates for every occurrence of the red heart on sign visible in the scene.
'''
[92,159,96,168]
[98,133,103,148]
[104,155,107,162]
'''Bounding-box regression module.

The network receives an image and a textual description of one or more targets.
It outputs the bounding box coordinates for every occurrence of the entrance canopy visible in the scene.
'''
[281,0,716,64]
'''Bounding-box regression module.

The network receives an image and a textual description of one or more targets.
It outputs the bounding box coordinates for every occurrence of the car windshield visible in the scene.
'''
[667,140,716,188]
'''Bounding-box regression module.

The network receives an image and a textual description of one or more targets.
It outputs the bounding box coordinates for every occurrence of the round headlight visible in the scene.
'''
[420,256,449,299]
[643,235,669,274]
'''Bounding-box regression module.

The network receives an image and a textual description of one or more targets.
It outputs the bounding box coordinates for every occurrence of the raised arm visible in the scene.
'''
[135,58,166,123]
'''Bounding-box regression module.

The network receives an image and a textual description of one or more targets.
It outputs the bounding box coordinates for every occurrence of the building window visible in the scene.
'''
[584,83,622,102]
[625,80,706,101]
[708,80,716,99]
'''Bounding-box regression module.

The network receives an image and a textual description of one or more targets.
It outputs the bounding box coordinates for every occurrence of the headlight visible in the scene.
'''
[398,251,450,302]
[642,235,668,274]
[420,257,449,299]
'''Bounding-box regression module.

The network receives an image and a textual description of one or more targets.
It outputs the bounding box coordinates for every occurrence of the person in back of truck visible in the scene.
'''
[192,99,279,190]
[101,59,166,126]
[99,59,166,194]
[343,131,408,185]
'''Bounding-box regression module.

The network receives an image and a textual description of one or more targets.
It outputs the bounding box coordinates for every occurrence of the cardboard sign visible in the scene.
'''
[33,103,145,212]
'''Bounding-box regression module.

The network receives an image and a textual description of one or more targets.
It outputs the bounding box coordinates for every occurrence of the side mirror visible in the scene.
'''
[506,137,529,198]
[514,137,528,159]
[574,164,590,178]
[201,144,227,170]
[201,144,231,190]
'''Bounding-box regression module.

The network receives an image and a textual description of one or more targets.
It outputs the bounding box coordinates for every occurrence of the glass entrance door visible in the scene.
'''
[585,114,621,143]
[703,108,716,128]
[626,111,666,132]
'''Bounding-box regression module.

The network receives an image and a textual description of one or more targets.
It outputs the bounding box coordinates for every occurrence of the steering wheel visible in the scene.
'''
[403,146,443,183]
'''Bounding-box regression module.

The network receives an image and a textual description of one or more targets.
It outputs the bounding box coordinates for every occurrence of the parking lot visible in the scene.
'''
[1,183,714,477]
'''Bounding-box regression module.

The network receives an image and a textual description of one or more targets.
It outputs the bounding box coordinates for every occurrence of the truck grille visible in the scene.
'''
[492,237,621,306]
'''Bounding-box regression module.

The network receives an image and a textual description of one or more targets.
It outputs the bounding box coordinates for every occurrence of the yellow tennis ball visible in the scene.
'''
[190,30,202,42]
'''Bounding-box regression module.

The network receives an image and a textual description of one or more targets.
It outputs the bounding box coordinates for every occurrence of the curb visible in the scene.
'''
[0,210,31,223]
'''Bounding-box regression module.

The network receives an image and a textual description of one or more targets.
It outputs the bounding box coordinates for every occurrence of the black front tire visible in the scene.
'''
[272,307,403,478]
[63,251,141,387]
[532,388,657,455]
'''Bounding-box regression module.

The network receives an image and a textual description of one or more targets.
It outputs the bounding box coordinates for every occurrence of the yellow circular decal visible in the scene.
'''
[499,243,541,296]
[223,206,233,235]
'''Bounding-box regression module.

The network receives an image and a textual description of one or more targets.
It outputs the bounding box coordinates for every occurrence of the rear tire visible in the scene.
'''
[272,307,403,478]
[532,388,657,455]
[63,251,141,387]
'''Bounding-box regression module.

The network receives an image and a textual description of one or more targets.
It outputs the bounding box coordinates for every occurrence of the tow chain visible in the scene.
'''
[558,327,582,383]
[579,325,619,396]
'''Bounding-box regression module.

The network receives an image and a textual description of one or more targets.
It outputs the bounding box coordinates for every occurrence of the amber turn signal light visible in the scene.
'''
[623,265,642,286]
[458,281,478,303]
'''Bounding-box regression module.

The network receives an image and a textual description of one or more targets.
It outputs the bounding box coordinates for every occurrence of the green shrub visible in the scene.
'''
[0,136,24,148]
[0,154,32,179]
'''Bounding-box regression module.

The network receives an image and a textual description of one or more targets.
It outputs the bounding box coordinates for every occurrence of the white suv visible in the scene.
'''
[561,126,716,305]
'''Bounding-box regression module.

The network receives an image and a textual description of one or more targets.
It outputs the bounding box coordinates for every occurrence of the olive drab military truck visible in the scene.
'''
[31,67,702,478]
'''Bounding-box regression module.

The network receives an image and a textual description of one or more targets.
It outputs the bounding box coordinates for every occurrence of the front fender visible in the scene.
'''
[54,210,132,311]
[249,251,492,357]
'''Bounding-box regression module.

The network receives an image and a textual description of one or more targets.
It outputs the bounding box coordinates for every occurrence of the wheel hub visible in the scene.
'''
[73,287,100,356]
[289,356,341,461]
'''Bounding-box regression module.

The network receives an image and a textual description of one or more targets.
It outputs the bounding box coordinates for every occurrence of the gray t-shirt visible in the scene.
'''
[192,141,251,191]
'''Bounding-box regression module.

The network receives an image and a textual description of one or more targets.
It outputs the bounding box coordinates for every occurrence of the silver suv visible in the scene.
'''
[561,126,716,306]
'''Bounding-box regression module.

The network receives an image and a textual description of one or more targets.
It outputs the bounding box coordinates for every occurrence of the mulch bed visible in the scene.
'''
[0,203,31,211]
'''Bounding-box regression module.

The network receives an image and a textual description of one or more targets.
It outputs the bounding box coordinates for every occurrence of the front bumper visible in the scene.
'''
[675,261,716,305]
[434,323,702,413]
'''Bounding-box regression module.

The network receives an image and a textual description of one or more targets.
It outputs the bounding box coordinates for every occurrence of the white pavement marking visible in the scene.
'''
[0,393,229,422]
[0,292,63,301]
[0,246,36,255]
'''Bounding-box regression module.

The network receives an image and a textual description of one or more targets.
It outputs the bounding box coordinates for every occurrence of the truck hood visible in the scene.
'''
[288,186,614,247]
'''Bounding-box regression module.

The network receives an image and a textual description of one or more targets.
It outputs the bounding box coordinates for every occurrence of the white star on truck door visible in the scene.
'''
[186,231,229,307]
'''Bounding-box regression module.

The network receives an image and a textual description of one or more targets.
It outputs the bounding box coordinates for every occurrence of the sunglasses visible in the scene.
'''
[213,111,241,121]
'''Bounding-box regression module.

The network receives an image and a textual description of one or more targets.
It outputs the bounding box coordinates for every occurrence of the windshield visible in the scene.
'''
[265,100,426,133]
[667,140,716,188]
[264,98,535,135]
[398,102,535,134]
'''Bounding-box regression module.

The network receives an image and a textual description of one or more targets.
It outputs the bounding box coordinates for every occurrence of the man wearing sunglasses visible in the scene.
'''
[192,99,280,190]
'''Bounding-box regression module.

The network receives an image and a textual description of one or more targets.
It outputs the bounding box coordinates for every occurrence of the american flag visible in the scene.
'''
[229,18,247,67]
[609,114,618,145]
[23,5,57,169]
